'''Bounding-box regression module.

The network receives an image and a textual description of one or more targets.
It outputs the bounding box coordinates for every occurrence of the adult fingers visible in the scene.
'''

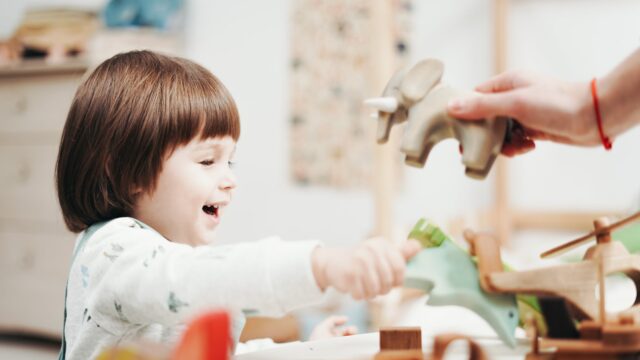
[501,140,535,157]
[502,124,536,157]
[475,70,532,93]
[448,92,523,121]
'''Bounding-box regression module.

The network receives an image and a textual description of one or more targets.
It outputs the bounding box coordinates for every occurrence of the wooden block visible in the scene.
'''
[602,324,640,347]
[373,350,424,360]
[540,337,640,354]
[524,353,554,360]
[578,320,602,340]
[379,327,422,351]
[431,333,488,360]
[618,311,640,325]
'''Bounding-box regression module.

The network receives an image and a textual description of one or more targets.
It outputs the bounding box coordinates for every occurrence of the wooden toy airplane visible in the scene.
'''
[464,211,640,359]
[364,58,519,179]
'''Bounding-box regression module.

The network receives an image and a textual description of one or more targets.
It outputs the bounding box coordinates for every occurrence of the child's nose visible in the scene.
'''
[218,171,237,191]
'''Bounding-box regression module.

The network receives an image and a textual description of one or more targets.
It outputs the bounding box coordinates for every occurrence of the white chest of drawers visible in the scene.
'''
[0,59,87,338]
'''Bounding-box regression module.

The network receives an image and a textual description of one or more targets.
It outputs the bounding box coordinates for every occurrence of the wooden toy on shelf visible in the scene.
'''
[363,58,515,179]
[465,211,640,359]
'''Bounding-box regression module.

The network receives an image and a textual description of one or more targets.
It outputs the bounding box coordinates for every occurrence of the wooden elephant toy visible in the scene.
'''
[365,59,512,179]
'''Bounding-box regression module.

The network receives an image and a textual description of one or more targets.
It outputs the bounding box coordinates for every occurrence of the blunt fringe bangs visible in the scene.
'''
[56,50,240,232]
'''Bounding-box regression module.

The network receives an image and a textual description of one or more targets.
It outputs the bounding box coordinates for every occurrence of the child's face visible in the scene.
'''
[133,136,237,246]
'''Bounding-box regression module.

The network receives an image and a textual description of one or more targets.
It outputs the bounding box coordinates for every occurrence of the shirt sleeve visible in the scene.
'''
[78,218,325,328]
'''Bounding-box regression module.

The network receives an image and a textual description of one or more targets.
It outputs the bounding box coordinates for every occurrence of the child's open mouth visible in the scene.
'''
[202,204,219,217]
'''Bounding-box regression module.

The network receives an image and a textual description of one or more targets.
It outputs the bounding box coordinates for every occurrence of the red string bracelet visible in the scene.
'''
[590,78,612,150]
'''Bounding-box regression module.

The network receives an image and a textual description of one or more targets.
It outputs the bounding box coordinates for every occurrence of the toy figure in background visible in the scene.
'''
[364,58,529,179]
[103,0,183,30]
[0,2,24,64]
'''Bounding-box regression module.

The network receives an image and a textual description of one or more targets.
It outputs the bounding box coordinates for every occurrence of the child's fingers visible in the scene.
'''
[367,244,394,295]
[329,315,348,326]
[388,249,406,287]
[362,261,381,298]
[355,249,381,298]
[400,239,422,260]
[351,277,366,300]
[341,326,358,336]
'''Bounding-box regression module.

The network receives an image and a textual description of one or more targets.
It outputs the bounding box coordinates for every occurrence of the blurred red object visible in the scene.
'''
[173,311,231,360]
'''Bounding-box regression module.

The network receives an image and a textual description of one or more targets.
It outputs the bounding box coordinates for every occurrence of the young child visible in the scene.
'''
[55,50,421,359]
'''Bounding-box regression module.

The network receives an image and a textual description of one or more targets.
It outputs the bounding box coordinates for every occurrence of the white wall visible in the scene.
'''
[397,0,640,234]
[185,0,374,246]
[397,0,497,227]
[507,0,640,212]
[185,0,640,247]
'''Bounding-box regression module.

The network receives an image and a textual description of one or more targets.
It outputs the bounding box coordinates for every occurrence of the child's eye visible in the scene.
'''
[200,159,215,166]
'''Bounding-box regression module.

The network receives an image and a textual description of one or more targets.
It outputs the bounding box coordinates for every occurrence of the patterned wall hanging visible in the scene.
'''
[290,0,413,187]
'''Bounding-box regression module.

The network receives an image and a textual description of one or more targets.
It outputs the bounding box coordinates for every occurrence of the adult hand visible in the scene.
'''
[447,71,599,156]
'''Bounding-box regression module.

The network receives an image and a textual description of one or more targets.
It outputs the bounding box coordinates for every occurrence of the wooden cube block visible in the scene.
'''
[379,327,422,351]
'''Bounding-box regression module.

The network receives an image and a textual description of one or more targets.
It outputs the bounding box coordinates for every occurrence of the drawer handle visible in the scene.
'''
[15,96,28,114]
[21,250,35,270]
[18,160,31,183]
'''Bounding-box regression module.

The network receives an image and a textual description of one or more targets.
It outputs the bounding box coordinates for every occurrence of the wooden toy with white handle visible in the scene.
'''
[365,58,511,179]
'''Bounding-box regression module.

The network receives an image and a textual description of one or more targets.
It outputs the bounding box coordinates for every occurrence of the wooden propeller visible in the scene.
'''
[540,211,640,259]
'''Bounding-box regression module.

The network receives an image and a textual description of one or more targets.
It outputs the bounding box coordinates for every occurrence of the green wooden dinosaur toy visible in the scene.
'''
[404,219,544,347]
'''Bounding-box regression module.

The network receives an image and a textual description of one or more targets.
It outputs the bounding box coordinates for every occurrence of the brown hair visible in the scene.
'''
[56,50,240,233]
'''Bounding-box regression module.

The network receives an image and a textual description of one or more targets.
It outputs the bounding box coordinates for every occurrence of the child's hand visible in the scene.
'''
[312,238,422,300]
[308,315,358,341]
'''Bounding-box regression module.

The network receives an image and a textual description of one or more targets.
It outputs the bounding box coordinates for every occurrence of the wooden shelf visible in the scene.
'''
[0,57,88,78]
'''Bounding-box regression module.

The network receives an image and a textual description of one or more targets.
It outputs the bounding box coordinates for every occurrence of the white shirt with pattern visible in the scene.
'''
[62,217,324,359]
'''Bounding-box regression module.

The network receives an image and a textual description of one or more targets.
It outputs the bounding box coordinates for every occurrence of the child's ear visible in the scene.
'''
[129,181,146,198]
[131,186,144,196]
